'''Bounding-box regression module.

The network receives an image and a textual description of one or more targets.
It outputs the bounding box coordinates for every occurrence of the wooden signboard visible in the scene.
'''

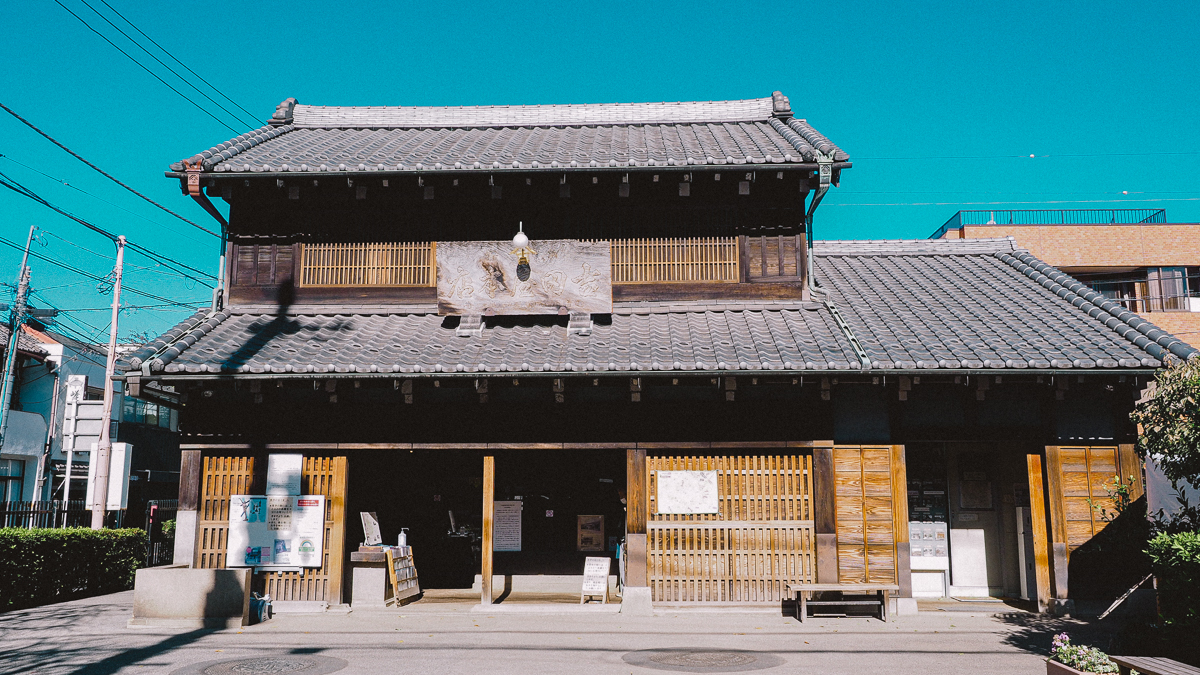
[386,546,421,606]
[581,556,611,604]
[436,239,612,315]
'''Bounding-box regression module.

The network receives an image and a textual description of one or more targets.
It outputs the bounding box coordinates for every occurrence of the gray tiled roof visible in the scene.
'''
[124,240,1197,378]
[169,93,849,174]
[137,309,861,375]
[1,325,49,358]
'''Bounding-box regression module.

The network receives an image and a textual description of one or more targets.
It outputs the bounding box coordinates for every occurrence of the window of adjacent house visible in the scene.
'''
[121,397,174,429]
[1147,267,1188,312]
[1084,267,1195,313]
[0,459,24,503]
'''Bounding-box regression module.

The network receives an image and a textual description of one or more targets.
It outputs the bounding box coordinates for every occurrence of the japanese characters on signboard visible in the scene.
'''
[227,494,325,568]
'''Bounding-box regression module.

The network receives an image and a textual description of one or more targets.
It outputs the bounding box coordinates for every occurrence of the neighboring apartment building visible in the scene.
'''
[934,209,1200,343]
[0,322,182,523]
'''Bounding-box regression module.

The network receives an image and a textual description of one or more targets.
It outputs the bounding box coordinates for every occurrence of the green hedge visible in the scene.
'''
[1147,530,1200,628]
[0,528,147,612]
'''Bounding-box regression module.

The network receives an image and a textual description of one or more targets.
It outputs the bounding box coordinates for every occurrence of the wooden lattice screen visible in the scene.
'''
[833,446,900,584]
[298,242,436,287]
[647,455,815,602]
[195,455,348,605]
[610,238,739,283]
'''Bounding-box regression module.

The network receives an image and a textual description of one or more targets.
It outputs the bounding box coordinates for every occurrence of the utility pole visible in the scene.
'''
[91,235,125,530]
[0,225,36,449]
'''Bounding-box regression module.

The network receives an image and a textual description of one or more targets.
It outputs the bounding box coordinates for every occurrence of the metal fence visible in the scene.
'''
[144,499,178,567]
[932,208,1168,238]
[0,500,98,528]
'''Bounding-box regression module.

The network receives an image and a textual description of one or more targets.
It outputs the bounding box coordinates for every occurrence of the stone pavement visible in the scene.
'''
[0,590,1097,675]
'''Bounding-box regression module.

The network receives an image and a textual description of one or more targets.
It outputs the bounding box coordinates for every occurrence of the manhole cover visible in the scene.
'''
[623,649,784,672]
[170,655,347,675]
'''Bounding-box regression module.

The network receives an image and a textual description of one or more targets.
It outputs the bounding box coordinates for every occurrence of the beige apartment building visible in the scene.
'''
[935,209,1200,343]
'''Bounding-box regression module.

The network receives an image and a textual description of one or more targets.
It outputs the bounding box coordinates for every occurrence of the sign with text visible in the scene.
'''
[581,557,611,596]
[226,494,325,568]
[436,239,612,316]
[266,454,303,496]
[655,471,719,514]
[493,501,522,552]
[577,514,605,552]
[360,511,382,546]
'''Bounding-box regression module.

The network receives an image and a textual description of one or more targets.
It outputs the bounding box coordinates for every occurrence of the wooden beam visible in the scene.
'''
[625,447,648,587]
[327,456,349,605]
[1044,446,1069,601]
[481,455,495,605]
[1027,453,1052,613]
[177,449,202,511]
[891,445,911,598]
[812,445,838,583]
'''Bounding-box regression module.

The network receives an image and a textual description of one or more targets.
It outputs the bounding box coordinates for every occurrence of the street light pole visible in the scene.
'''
[0,225,36,450]
[91,235,125,530]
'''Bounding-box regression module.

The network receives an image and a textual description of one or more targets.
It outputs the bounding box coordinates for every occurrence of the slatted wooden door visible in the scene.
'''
[1045,446,1140,553]
[833,445,903,584]
[195,455,348,604]
[647,455,815,602]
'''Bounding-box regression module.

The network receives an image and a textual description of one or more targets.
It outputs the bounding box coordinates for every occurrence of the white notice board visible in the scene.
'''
[493,501,522,552]
[266,454,303,496]
[655,471,719,514]
[227,494,325,568]
[582,557,611,595]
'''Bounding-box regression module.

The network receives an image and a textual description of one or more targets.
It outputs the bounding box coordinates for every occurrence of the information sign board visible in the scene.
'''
[226,494,325,568]
[493,501,522,551]
[266,454,303,496]
[581,557,611,601]
[655,470,719,514]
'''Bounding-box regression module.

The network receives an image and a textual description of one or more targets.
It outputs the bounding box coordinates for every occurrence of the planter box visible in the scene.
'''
[1046,659,1089,675]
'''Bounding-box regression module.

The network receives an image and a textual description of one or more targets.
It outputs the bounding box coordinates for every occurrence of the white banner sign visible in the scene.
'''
[266,454,303,496]
[226,494,325,568]
[655,471,719,514]
[582,557,611,595]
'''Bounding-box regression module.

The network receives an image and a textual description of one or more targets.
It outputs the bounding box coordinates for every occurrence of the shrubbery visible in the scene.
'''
[0,528,147,611]
[1146,530,1200,628]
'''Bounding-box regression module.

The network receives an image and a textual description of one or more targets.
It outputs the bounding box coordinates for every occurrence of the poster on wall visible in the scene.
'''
[493,501,522,552]
[226,494,325,569]
[577,515,604,552]
[655,471,719,514]
[266,454,303,496]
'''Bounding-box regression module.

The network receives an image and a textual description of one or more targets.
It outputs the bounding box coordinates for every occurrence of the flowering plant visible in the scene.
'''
[1050,633,1118,673]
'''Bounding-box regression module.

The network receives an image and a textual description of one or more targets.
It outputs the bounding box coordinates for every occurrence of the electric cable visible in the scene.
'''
[77,0,258,129]
[0,102,220,238]
[50,1,243,134]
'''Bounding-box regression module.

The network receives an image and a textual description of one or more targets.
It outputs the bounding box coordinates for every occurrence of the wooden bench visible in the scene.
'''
[1111,656,1200,675]
[787,583,900,623]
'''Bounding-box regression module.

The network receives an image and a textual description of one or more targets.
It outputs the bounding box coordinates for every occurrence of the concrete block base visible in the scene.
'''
[351,564,389,608]
[472,574,618,595]
[1050,599,1075,617]
[272,601,329,613]
[620,586,653,615]
[896,597,919,615]
[129,566,248,628]
[172,510,197,566]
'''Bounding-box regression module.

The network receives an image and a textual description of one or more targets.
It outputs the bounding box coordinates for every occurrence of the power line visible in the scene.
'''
[77,0,258,129]
[0,233,207,309]
[50,1,242,135]
[0,102,219,238]
[0,170,216,286]
[0,153,209,247]
[96,0,260,125]
[826,197,1200,207]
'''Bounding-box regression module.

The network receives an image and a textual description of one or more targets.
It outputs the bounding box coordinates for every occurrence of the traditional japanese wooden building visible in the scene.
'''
[123,92,1196,613]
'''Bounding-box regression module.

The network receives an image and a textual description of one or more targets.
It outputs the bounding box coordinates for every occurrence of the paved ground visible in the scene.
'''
[0,590,1101,675]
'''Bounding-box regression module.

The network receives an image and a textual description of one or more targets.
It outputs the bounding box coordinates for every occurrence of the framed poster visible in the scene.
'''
[493,501,522,552]
[577,515,604,552]
[226,494,325,568]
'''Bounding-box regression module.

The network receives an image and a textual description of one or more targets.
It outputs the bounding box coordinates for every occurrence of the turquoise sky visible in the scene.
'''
[2,0,1198,341]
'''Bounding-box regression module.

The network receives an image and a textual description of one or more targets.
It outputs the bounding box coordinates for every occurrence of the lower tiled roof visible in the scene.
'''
[140,309,861,375]
[122,239,1197,379]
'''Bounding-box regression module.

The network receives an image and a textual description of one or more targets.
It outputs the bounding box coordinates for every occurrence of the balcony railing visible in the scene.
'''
[931,208,1168,239]
[298,237,743,287]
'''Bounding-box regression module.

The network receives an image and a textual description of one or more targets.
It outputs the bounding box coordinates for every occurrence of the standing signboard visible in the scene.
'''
[581,556,611,604]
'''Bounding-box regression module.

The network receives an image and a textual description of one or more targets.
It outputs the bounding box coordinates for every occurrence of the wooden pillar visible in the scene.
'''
[1044,446,1069,600]
[1026,454,1052,613]
[625,448,647,587]
[812,444,838,583]
[481,455,494,605]
[890,445,911,597]
[327,456,348,605]
[175,449,202,567]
